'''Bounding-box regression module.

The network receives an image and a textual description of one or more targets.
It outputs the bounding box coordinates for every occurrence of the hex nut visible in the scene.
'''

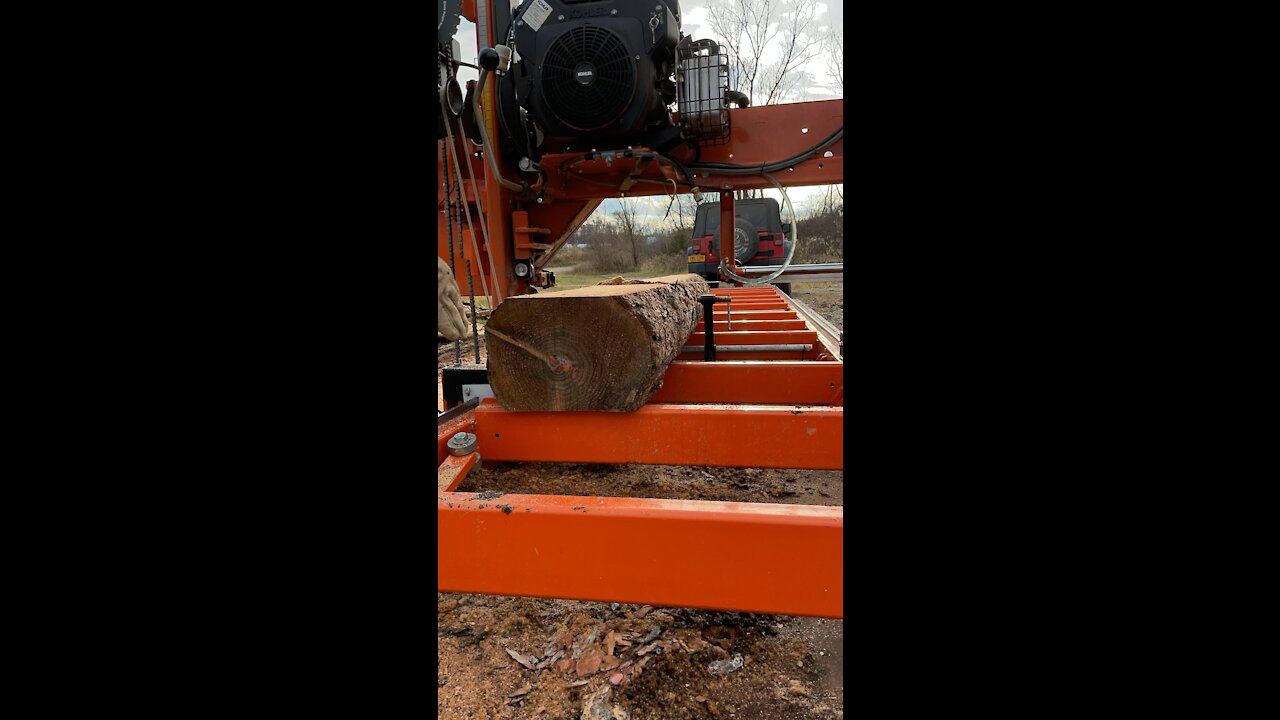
[448,432,478,456]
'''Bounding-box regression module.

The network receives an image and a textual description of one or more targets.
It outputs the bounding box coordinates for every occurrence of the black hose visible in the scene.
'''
[688,127,843,175]
[657,151,697,188]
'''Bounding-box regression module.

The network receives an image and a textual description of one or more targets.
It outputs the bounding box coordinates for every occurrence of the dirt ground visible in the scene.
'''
[438,281,843,720]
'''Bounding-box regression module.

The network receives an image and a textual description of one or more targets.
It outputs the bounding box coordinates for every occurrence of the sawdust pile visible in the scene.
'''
[438,596,841,719]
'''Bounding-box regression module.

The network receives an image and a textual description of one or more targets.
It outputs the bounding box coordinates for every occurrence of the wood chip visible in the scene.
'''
[555,658,574,673]
[505,648,537,670]
[635,605,654,619]
[609,672,625,685]
[565,679,589,688]
[575,649,603,677]
[535,649,564,669]
[626,657,649,680]
[507,683,533,698]
[604,631,618,657]
[636,642,659,656]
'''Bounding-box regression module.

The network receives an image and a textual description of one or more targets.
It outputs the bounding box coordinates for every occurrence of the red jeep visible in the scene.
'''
[686,198,793,294]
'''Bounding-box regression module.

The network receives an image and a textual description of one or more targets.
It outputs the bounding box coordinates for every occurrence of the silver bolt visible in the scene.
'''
[517,20,523,26]
[611,9,618,14]
[557,14,564,20]
[448,432,478,456]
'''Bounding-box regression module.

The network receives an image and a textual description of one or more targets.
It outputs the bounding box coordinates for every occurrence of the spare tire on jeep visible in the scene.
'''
[733,217,758,265]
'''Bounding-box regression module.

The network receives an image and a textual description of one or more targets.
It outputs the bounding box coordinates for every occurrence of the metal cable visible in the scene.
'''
[441,138,462,365]
[441,108,494,306]
[451,111,505,306]
[463,257,480,363]
[442,109,481,362]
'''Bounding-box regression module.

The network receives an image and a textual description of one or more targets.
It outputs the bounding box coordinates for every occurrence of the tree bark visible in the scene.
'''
[485,274,710,412]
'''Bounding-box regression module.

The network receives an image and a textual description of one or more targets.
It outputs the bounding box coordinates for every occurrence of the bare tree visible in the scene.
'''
[705,0,755,100]
[705,0,825,106]
[758,0,824,105]
[824,26,843,95]
[816,184,844,215]
[669,193,698,233]
[614,198,643,270]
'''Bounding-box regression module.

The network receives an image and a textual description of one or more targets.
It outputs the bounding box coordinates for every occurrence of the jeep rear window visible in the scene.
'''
[694,199,782,237]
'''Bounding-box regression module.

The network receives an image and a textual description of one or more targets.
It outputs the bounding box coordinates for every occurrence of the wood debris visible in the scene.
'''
[535,650,565,669]
[505,647,538,670]
[575,648,604,677]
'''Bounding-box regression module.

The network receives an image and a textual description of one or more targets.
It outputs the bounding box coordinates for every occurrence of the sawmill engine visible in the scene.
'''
[440,0,739,162]
[499,0,701,152]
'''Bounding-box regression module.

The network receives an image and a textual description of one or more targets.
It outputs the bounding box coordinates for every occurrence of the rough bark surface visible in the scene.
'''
[485,274,710,412]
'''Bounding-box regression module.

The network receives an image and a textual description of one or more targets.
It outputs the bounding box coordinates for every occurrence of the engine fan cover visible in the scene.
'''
[513,0,679,147]
[540,25,636,131]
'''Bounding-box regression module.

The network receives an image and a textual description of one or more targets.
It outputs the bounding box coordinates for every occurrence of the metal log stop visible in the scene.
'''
[697,293,732,361]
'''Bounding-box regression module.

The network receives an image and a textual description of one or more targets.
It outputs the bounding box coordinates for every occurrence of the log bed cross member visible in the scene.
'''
[484,274,710,412]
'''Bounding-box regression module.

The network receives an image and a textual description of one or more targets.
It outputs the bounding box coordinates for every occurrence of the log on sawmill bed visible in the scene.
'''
[484,274,709,412]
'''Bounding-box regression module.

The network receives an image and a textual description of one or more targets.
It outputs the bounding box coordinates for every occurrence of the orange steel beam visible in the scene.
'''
[719,300,789,308]
[438,452,478,493]
[694,320,807,331]
[719,191,738,280]
[473,400,842,470]
[650,361,843,405]
[437,492,843,618]
[711,309,795,320]
[537,100,843,201]
[687,330,818,346]
[675,351,803,358]
[678,350,808,361]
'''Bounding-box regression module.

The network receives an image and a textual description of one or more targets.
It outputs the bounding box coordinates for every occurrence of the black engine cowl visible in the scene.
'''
[512,0,679,149]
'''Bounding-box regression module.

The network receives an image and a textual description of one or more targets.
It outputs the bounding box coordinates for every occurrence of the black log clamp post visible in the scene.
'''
[697,293,732,361]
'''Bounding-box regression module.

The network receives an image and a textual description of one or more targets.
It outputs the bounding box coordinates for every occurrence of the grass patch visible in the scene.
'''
[543,271,642,292]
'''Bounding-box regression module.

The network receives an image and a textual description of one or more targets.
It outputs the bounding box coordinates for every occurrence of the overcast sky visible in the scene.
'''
[448,0,843,224]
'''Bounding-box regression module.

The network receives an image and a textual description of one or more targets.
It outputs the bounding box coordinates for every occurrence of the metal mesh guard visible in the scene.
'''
[677,45,730,145]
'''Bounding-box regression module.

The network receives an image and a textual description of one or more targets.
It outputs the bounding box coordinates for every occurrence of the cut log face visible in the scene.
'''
[485,274,710,412]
